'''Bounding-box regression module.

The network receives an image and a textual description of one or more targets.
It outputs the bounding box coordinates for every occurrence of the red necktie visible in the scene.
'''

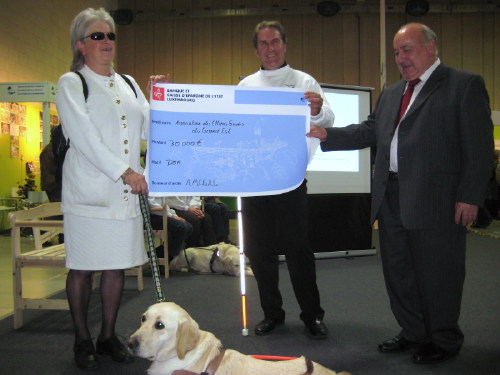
[397,78,420,124]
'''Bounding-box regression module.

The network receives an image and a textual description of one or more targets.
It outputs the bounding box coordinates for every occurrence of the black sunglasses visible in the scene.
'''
[83,32,116,41]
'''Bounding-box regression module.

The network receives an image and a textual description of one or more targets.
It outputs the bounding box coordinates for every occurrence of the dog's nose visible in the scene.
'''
[127,338,139,349]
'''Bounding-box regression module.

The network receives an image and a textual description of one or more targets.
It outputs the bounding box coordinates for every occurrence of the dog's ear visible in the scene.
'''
[176,318,200,359]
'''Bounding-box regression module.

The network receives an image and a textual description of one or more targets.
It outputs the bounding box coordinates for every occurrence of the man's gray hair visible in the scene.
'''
[69,8,115,72]
[421,24,439,56]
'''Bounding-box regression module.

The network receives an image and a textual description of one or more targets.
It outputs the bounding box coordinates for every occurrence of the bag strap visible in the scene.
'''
[73,71,137,100]
[119,74,138,98]
[74,71,89,101]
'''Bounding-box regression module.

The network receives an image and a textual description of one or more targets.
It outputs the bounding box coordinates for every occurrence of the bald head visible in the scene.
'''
[393,23,438,81]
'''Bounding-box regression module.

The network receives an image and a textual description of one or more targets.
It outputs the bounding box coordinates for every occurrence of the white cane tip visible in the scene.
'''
[242,328,249,336]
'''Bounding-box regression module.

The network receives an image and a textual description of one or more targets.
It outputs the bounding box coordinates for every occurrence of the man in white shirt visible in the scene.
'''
[239,20,334,339]
[163,197,217,247]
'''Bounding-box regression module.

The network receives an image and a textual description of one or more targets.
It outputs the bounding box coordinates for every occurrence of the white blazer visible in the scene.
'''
[56,65,150,220]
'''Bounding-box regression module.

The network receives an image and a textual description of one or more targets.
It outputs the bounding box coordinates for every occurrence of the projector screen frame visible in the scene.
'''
[306,83,374,195]
[305,83,376,259]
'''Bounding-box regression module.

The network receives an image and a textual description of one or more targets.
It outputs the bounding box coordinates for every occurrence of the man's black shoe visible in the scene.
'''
[412,342,456,364]
[304,319,328,339]
[254,318,284,336]
[96,335,134,363]
[74,339,99,371]
[378,335,418,353]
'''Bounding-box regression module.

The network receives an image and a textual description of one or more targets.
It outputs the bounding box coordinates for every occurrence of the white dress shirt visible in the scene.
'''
[390,58,441,172]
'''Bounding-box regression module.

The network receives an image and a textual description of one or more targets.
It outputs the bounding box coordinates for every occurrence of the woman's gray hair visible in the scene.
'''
[69,7,115,72]
[252,20,287,49]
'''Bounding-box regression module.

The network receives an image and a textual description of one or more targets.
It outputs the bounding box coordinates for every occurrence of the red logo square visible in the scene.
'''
[152,86,165,101]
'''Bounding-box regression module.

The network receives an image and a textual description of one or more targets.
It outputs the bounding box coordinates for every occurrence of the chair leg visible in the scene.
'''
[163,253,169,279]
[137,265,144,291]
[13,261,23,329]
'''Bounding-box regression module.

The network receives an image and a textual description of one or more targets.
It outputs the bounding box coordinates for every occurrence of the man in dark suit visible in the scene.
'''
[308,23,493,364]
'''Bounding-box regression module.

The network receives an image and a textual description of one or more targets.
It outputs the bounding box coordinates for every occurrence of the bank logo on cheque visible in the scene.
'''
[152,86,165,101]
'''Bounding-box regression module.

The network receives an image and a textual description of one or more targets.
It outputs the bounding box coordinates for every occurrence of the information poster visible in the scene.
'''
[147,84,311,196]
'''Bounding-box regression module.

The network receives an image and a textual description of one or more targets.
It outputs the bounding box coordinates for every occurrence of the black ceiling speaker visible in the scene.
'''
[317,1,341,17]
[406,0,429,17]
[110,9,134,25]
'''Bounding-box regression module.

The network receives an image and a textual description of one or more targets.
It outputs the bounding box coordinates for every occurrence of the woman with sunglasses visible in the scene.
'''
[56,8,167,371]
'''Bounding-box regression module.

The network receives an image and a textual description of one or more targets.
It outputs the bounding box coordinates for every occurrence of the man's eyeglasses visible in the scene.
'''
[83,32,116,41]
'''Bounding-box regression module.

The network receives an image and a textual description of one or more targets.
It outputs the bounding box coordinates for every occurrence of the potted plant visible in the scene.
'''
[17,173,37,199]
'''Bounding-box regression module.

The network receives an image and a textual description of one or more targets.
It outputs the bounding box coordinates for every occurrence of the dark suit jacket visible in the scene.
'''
[322,63,494,229]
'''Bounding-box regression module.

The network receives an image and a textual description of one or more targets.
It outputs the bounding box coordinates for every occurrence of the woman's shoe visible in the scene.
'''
[74,339,99,371]
[96,335,134,363]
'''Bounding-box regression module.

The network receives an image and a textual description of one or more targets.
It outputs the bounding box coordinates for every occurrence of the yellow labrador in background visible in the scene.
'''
[169,243,253,277]
[128,302,350,375]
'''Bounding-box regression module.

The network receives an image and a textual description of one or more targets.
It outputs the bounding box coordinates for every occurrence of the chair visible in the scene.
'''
[10,202,67,329]
[33,221,64,250]
[9,202,144,329]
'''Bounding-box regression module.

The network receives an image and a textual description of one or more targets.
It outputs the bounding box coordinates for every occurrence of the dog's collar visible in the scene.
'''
[172,349,225,375]
[304,357,314,375]
[202,348,225,375]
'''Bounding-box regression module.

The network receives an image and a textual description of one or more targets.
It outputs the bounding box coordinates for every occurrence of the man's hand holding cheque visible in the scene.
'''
[307,125,328,143]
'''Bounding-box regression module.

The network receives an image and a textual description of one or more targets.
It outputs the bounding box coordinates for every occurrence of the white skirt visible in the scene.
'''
[64,213,148,270]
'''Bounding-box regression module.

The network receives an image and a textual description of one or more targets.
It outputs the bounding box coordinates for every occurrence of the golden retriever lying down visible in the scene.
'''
[169,243,253,277]
[128,302,351,375]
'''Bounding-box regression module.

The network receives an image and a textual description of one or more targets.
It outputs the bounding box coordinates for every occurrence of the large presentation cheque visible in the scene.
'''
[147,83,311,197]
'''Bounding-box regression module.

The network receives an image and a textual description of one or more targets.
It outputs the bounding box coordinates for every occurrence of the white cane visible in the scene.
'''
[237,196,249,336]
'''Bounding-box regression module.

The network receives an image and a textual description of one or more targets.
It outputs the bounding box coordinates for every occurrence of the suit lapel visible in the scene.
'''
[403,64,447,121]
